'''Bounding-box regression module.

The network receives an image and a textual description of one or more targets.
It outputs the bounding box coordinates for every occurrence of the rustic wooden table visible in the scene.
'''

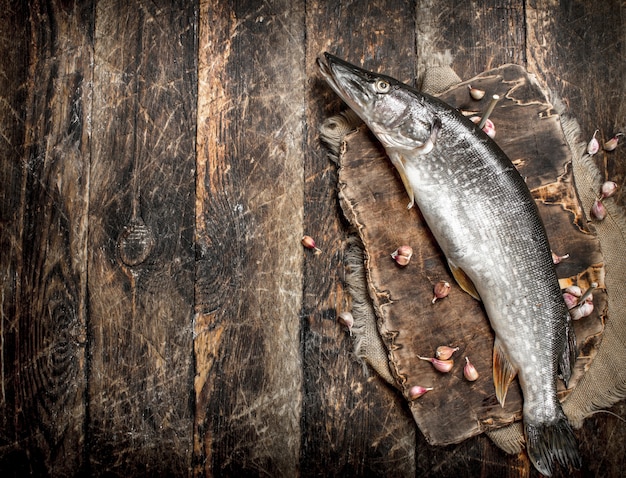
[1,1,624,476]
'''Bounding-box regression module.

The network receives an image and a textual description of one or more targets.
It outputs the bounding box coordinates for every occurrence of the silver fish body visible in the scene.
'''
[318,53,580,476]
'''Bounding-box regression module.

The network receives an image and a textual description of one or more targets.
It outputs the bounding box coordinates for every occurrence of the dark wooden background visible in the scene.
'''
[1,0,624,476]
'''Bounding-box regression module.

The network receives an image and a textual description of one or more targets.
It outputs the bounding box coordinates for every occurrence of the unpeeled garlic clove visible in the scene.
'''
[587,129,600,155]
[468,85,486,100]
[564,283,596,320]
[551,251,570,264]
[603,133,623,151]
[391,245,413,267]
[435,345,459,360]
[600,181,618,199]
[432,281,451,304]
[470,116,496,138]
[591,198,607,220]
[562,286,581,310]
[570,297,594,320]
[337,311,354,335]
[464,357,479,381]
[408,385,433,400]
[418,355,454,373]
[302,235,322,254]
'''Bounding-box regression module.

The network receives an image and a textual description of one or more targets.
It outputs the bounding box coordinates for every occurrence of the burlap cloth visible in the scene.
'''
[321,62,626,455]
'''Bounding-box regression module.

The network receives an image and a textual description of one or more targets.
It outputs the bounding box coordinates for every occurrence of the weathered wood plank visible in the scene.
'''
[302,1,418,475]
[526,0,626,209]
[525,2,626,477]
[194,0,305,475]
[416,0,526,85]
[88,1,196,474]
[0,0,33,471]
[0,1,92,474]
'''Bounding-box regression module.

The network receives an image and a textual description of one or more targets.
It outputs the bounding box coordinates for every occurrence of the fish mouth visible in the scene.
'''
[317,52,374,114]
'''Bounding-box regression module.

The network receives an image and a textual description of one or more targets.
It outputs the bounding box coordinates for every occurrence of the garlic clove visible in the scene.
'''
[570,298,594,320]
[302,235,322,254]
[468,85,486,100]
[551,251,570,264]
[564,285,583,298]
[391,245,413,267]
[337,311,354,335]
[470,116,496,138]
[587,129,599,155]
[418,355,454,373]
[591,198,607,220]
[562,291,580,310]
[565,283,596,319]
[603,133,623,151]
[482,119,496,138]
[408,385,433,400]
[464,357,479,381]
[600,181,618,199]
[431,281,451,304]
[435,345,459,360]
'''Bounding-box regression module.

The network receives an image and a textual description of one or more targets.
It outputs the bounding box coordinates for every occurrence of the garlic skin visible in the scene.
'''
[587,129,599,155]
[468,85,486,100]
[302,235,322,254]
[591,198,607,220]
[603,133,623,151]
[418,355,454,373]
[391,245,413,266]
[563,284,596,320]
[551,251,570,264]
[600,181,618,199]
[570,297,594,320]
[464,357,479,381]
[563,282,598,320]
[337,311,354,334]
[432,281,451,304]
[562,285,582,310]
[408,385,433,400]
[470,116,496,138]
[435,345,459,360]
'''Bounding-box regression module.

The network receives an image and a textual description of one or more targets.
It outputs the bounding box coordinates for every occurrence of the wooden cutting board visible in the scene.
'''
[336,64,607,445]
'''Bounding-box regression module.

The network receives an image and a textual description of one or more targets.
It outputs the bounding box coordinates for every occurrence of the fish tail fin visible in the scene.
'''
[524,414,581,476]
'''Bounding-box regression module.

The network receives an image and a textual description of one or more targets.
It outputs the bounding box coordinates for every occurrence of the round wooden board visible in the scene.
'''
[337,64,607,446]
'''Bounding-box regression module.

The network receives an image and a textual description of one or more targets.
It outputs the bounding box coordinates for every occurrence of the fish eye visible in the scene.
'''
[374,79,390,93]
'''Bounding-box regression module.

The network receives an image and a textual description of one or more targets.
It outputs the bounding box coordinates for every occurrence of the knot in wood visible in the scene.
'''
[117,218,155,267]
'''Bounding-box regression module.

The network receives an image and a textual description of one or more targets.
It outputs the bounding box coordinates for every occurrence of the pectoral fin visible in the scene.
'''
[447,259,481,301]
[388,151,415,209]
[414,116,442,155]
[493,338,518,407]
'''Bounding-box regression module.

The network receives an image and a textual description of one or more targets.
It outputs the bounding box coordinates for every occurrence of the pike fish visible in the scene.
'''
[318,53,581,476]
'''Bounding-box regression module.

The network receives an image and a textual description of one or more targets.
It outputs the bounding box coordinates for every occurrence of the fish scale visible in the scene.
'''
[318,53,581,476]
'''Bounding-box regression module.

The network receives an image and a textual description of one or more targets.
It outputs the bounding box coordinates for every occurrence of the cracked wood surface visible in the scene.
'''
[1,0,624,477]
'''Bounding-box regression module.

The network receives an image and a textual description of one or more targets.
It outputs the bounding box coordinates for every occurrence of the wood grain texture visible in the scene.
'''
[526,0,626,209]
[0,1,92,474]
[88,1,196,474]
[0,0,624,476]
[0,1,29,464]
[194,0,305,475]
[416,0,526,85]
[301,1,419,476]
[0,0,33,472]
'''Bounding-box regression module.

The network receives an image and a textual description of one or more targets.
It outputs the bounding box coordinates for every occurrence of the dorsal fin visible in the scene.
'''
[559,314,577,387]
[447,259,481,301]
[493,337,518,407]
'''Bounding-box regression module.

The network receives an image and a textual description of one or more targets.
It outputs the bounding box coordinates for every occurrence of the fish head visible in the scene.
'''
[317,52,438,154]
